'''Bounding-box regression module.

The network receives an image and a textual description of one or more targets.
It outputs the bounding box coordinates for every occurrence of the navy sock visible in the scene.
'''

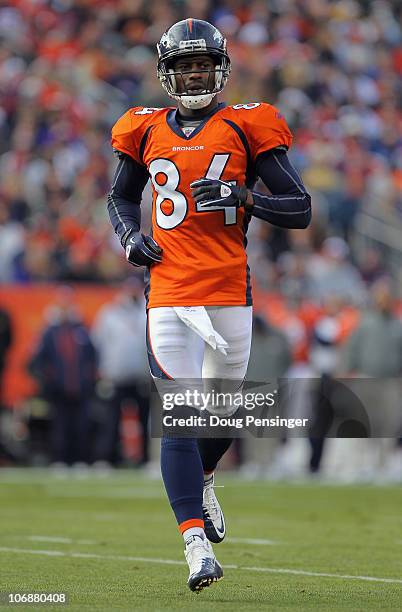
[160,437,204,528]
[197,438,233,473]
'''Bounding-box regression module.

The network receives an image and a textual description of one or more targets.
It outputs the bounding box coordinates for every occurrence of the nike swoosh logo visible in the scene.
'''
[206,514,224,535]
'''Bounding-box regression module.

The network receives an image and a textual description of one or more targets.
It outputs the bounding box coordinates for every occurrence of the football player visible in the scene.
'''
[108,18,311,592]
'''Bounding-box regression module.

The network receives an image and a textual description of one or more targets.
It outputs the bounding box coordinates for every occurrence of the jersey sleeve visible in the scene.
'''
[111,108,148,165]
[242,103,293,161]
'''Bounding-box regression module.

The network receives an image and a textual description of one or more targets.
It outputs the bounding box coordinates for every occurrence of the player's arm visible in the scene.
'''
[192,103,311,229]
[107,151,162,266]
[246,147,312,229]
[191,148,311,229]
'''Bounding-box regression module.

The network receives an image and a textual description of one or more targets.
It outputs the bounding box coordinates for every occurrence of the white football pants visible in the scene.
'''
[147,306,252,415]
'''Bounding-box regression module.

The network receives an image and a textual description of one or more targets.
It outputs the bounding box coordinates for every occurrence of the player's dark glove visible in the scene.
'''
[121,229,162,267]
[190,178,248,208]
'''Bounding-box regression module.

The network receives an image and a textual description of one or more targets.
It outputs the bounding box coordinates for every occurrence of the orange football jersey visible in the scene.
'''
[111,102,292,308]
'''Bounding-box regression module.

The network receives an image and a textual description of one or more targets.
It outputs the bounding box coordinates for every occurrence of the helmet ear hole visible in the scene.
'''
[215,65,222,90]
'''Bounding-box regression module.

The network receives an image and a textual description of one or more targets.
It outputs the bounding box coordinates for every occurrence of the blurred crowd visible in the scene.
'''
[0,0,400,291]
[0,1,402,475]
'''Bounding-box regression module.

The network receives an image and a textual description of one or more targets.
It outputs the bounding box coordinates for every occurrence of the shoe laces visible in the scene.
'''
[203,480,224,522]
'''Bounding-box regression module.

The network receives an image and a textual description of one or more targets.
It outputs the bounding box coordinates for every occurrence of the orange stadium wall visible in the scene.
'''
[0,284,118,408]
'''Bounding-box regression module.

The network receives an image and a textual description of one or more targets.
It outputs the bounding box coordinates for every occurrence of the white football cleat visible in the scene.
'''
[203,474,226,543]
[184,533,223,592]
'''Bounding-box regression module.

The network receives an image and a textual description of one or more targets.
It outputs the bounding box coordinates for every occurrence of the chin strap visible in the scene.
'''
[179,92,216,110]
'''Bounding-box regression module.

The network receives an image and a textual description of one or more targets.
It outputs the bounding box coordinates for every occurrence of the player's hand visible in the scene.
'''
[190,178,248,208]
[124,230,163,267]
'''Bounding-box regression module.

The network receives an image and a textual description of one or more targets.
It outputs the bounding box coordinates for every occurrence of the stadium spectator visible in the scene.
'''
[0,305,13,462]
[308,302,343,474]
[306,237,366,305]
[91,276,150,466]
[339,280,402,477]
[242,313,292,478]
[247,314,292,384]
[343,280,402,378]
[0,305,12,410]
[358,245,390,288]
[28,287,97,466]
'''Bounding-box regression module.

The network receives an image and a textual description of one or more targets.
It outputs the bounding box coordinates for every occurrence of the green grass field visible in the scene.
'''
[1,469,402,611]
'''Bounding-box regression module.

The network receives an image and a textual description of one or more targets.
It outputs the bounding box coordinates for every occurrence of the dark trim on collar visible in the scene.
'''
[166,102,226,140]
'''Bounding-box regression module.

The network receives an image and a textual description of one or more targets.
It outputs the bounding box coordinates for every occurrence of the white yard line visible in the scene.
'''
[26,535,277,546]
[0,548,65,557]
[0,547,401,585]
[46,488,164,499]
[226,537,279,545]
[28,536,72,544]
[27,536,95,545]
